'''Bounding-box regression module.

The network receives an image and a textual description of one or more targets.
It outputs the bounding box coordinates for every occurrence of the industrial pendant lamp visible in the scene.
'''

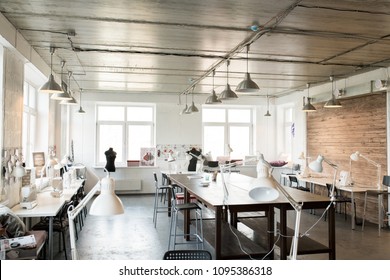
[186,86,199,113]
[180,93,191,115]
[205,70,222,104]
[219,60,238,100]
[324,76,342,108]
[236,45,260,92]
[51,61,72,100]
[302,83,316,112]
[60,71,78,106]
[39,47,63,94]
[77,89,86,114]
[264,94,271,116]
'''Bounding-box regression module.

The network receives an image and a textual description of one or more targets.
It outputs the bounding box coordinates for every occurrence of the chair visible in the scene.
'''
[163,250,212,260]
[325,183,355,221]
[168,187,204,250]
[72,181,87,232]
[31,200,74,259]
[288,175,308,191]
[153,172,171,227]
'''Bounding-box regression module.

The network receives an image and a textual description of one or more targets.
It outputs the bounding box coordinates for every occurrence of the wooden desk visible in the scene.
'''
[11,180,83,259]
[169,173,335,260]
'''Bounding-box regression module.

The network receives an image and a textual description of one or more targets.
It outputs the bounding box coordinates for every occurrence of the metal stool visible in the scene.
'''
[152,172,171,227]
[163,250,212,260]
[168,187,204,250]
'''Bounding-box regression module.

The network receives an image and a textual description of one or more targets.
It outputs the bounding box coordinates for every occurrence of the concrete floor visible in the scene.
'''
[53,194,390,260]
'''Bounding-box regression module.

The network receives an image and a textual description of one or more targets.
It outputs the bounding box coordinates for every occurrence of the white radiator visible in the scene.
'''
[115,179,142,192]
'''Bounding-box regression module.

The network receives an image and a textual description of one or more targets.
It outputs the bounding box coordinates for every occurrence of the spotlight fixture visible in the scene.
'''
[236,45,260,93]
[205,70,222,104]
[218,60,238,100]
[302,83,316,112]
[39,47,63,94]
[324,76,342,108]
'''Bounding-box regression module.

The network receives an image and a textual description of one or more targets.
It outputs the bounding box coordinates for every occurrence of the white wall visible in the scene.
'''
[68,92,275,193]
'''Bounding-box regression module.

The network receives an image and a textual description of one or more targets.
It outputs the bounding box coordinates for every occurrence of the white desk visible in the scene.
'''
[297,175,374,230]
[362,188,389,236]
[11,180,83,259]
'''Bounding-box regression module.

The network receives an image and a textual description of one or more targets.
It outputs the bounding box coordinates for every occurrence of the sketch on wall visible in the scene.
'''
[156,144,202,161]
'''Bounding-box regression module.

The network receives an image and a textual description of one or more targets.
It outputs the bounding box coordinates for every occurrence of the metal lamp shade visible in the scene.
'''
[350,151,360,161]
[302,97,316,112]
[39,74,63,94]
[236,73,260,92]
[89,176,124,216]
[186,101,199,113]
[308,155,324,172]
[249,177,280,202]
[324,97,342,108]
[60,95,78,105]
[78,106,86,114]
[12,163,26,178]
[205,90,222,104]
[219,84,238,100]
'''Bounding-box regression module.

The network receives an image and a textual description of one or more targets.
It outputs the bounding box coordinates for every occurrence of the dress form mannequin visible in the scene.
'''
[187,148,201,171]
[105,147,117,172]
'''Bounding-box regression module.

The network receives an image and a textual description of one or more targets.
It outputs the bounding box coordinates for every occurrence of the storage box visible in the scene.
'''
[127,160,140,167]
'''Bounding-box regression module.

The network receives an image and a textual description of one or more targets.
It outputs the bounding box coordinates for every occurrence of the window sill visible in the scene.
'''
[93,165,159,169]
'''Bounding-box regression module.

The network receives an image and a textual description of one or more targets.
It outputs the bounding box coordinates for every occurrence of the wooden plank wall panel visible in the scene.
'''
[307,93,387,224]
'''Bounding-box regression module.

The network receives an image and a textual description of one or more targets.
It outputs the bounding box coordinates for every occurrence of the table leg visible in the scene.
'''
[215,207,222,260]
[184,189,190,241]
[48,216,53,260]
[168,187,172,217]
[378,194,382,236]
[267,206,275,260]
[328,204,336,260]
[309,182,315,215]
[279,205,288,260]
[362,192,367,231]
[351,192,355,230]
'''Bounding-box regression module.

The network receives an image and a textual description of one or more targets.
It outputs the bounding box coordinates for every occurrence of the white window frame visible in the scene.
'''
[282,106,294,161]
[202,105,254,159]
[95,103,155,166]
[22,81,37,167]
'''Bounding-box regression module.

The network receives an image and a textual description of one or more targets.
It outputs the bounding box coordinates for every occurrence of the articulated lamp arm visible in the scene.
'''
[68,181,100,260]
[350,152,382,190]
[359,154,382,190]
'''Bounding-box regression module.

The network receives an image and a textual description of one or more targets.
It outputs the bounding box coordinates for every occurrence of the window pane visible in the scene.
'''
[128,125,152,160]
[22,112,28,164]
[23,82,28,106]
[98,125,123,162]
[284,125,292,160]
[228,109,250,123]
[285,108,293,122]
[229,126,249,159]
[98,106,125,121]
[29,84,36,109]
[127,107,153,121]
[203,126,225,158]
[28,115,36,166]
[202,108,225,123]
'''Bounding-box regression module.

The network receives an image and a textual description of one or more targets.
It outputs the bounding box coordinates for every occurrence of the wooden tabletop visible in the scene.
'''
[169,173,330,208]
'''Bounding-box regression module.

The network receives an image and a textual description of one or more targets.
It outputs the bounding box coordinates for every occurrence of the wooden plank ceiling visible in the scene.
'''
[0,0,389,99]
